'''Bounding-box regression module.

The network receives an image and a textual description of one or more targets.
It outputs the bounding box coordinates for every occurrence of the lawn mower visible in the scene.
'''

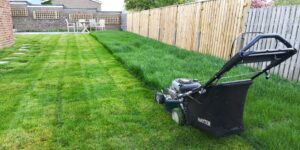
[155,34,297,137]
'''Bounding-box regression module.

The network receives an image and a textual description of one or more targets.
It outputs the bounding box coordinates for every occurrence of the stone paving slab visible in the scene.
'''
[0,61,9,65]
[3,57,17,60]
[13,52,25,55]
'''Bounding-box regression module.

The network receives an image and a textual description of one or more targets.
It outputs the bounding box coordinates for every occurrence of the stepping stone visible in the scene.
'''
[13,52,25,55]
[19,48,28,52]
[22,45,31,48]
[3,57,17,60]
[0,61,9,65]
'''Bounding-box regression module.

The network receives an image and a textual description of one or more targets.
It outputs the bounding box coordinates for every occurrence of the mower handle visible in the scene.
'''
[202,34,296,89]
[176,34,297,99]
[240,34,293,54]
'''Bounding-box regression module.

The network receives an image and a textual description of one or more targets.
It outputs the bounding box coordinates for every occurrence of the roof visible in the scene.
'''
[9,0,32,5]
[90,0,102,4]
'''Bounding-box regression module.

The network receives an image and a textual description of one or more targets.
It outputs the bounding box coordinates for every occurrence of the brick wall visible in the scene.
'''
[0,0,14,49]
[11,4,121,32]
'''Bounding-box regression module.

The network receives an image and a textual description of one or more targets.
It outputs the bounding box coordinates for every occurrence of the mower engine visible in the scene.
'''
[156,78,201,122]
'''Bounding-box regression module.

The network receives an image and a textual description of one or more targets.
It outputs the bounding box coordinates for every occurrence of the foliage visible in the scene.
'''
[42,0,52,5]
[125,0,192,10]
[92,30,300,150]
[274,0,300,5]
[252,0,300,7]
[124,0,300,10]
[251,0,273,8]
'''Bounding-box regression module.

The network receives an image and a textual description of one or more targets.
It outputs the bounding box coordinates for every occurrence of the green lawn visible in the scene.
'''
[275,0,300,5]
[0,34,252,149]
[0,32,299,149]
[91,31,300,150]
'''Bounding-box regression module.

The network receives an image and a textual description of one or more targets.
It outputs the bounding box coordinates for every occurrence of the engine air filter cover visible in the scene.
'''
[172,78,201,93]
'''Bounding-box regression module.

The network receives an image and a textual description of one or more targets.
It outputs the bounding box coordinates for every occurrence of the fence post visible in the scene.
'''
[173,5,179,46]
[138,12,141,34]
[158,8,162,41]
[147,9,150,37]
[196,32,201,52]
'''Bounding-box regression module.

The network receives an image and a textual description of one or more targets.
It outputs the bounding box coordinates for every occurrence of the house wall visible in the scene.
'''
[0,0,14,49]
[52,0,101,11]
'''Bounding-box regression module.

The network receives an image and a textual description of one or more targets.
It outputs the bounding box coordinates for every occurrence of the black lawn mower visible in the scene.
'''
[155,34,297,137]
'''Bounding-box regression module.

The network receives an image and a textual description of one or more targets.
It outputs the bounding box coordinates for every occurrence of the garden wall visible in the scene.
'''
[127,0,252,60]
[10,2,122,32]
[0,0,14,49]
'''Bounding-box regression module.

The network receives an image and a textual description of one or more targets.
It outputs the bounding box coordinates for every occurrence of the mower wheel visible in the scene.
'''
[155,92,165,104]
[171,108,185,126]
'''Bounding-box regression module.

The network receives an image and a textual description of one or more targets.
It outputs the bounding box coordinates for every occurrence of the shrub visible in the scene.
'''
[252,0,273,8]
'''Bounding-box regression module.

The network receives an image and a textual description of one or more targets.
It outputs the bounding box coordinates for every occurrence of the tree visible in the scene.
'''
[275,0,300,5]
[251,0,273,8]
[42,0,52,5]
[125,0,190,10]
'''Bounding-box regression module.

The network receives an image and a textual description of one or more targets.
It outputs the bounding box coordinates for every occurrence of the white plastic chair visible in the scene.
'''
[96,19,105,31]
[89,19,97,31]
[65,19,76,32]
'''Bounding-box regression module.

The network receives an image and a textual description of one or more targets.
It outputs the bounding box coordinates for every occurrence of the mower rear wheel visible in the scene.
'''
[155,92,165,104]
[171,108,185,126]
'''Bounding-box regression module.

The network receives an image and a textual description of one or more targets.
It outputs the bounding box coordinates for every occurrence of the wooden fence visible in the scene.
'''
[243,6,300,82]
[127,0,252,59]
[127,2,300,82]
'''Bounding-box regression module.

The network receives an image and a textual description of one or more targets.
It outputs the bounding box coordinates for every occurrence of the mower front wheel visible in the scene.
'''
[155,92,165,104]
[171,108,185,126]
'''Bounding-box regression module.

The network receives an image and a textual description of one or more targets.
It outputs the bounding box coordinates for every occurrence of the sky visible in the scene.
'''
[27,0,125,11]
[28,0,41,4]
[101,0,125,11]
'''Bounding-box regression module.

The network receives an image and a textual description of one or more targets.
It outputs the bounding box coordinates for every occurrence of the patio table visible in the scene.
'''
[78,21,90,33]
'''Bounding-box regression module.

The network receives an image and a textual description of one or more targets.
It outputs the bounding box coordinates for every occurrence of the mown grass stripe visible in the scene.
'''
[0,35,61,149]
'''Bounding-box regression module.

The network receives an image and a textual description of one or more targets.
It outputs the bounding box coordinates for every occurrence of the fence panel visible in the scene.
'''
[159,5,178,45]
[198,0,249,59]
[148,8,161,40]
[176,3,197,50]
[139,10,150,37]
[193,3,203,51]
[132,12,140,34]
[127,12,133,32]
[244,6,300,82]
